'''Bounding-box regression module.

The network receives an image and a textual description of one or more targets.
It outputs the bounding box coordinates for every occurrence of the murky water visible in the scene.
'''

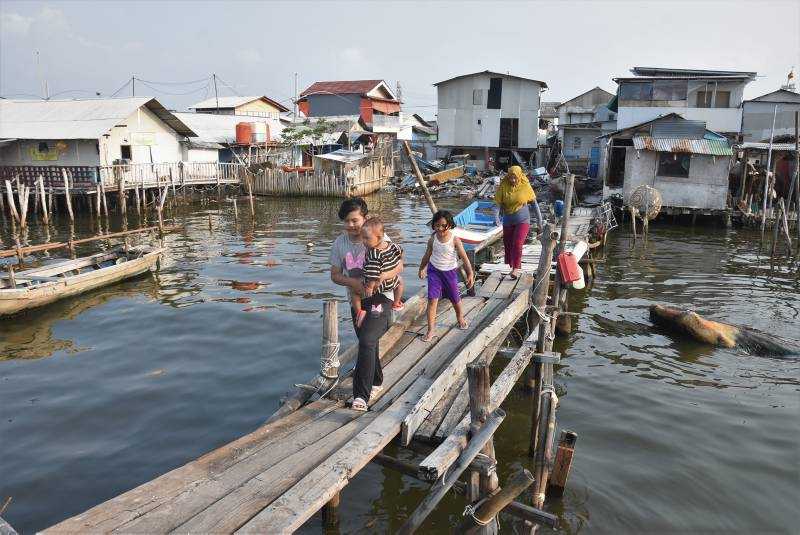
[1,194,798,534]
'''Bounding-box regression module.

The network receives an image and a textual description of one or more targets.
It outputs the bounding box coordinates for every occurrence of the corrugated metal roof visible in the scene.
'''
[630,67,757,78]
[0,97,195,139]
[190,95,289,112]
[737,142,798,151]
[633,136,732,155]
[433,70,548,89]
[174,112,283,144]
[651,117,706,139]
[314,149,368,163]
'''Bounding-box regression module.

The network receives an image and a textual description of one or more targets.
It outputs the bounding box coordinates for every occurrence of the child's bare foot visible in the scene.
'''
[458,318,469,330]
[392,302,404,312]
[422,330,435,342]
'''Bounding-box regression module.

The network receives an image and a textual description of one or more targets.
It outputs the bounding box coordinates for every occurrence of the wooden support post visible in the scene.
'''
[5,263,16,289]
[468,361,498,497]
[232,197,238,222]
[18,185,30,229]
[398,409,505,535]
[771,198,782,257]
[62,170,74,222]
[321,299,339,379]
[402,140,437,214]
[532,369,558,510]
[95,184,102,218]
[134,183,141,217]
[37,176,49,225]
[457,469,536,535]
[247,175,255,218]
[795,112,800,245]
[630,205,637,241]
[321,491,340,529]
[558,174,575,252]
[118,175,127,218]
[100,180,109,219]
[548,430,578,497]
[4,180,20,225]
[157,186,168,234]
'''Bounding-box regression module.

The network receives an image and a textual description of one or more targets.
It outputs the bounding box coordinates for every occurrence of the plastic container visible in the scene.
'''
[572,264,586,290]
[557,251,581,284]
[554,199,565,217]
[252,122,269,143]
[236,122,254,144]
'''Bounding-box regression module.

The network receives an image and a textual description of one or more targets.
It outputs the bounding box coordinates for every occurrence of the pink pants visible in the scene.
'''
[503,223,530,269]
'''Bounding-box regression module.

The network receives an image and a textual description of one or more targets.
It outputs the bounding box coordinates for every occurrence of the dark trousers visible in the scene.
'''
[351,293,392,402]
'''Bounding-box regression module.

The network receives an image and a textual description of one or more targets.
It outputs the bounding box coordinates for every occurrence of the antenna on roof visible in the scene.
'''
[396,81,402,104]
[35,51,49,100]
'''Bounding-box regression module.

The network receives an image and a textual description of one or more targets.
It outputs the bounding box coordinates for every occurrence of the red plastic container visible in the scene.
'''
[557,252,581,284]
[236,122,254,144]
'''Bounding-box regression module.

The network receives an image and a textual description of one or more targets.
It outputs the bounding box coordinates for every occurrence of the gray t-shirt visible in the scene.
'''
[329,232,395,301]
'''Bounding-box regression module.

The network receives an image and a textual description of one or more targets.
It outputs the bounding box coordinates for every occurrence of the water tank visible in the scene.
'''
[236,122,254,144]
[252,122,269,143]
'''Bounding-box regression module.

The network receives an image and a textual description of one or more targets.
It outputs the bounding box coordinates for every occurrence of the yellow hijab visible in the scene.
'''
[495,165,535,215]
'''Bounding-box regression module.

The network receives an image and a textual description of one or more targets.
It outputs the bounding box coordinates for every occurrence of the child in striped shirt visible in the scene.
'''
[352,217,404,326]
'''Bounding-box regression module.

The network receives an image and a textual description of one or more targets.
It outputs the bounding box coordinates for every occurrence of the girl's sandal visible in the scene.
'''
[351,398,368,412]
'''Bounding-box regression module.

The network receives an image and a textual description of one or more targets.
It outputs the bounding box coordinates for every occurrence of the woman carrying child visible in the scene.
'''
[329,199,403,412]
[418,210,475,342]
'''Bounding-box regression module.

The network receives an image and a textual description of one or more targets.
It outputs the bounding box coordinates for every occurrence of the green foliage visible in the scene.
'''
[280,118,335,146]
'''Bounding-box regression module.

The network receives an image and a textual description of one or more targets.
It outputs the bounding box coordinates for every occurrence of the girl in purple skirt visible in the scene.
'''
[418,210,475,342]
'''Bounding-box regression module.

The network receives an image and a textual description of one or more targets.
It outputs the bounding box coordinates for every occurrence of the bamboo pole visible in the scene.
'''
[95,184,102,218]
[134,183,141,217]
[762,104,779,232]
[0,225,175,258]
[157,186,168,233]
[457,469,535,534]
[100,180,109,219]
[402,140,437,214]
[118,174,127,219]
[247,175,255,218]
[398,409,506,535]
[37,176,49,225]
[771,198,782,257]
[558,174,575,253]
[61,169,74,222]
[232,197,238,222]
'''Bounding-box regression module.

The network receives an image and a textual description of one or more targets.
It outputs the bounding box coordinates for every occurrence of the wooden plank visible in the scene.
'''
[492,274,519,299]
[400,283,532,445]
[477,271,502,297]
[414,371,466,441]
[435,321,515,440]
[43,400,345,532]
[418,328,536,481]
[426,165,464,185]
[108,408,366,533]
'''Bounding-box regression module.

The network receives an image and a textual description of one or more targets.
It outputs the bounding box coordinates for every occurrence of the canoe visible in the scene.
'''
[0,246,163,317]
[453,200,503,249]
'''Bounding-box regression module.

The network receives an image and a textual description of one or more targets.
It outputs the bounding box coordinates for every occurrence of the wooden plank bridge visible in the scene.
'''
[44,180,600,533]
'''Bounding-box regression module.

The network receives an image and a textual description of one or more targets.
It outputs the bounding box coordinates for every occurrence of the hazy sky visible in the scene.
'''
[1,0,798,119]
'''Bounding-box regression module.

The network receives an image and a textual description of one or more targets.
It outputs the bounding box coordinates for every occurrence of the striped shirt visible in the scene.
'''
[363,241,403,293]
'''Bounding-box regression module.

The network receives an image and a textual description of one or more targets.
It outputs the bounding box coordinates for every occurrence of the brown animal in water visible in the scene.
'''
[649,305,796,356]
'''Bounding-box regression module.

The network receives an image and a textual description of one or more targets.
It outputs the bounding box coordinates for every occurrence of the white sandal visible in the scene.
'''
[371,385,383,399]
[351,397,368,411]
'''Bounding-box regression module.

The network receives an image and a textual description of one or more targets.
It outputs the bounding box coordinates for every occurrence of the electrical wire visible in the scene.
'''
[214,75,242,97]
[134,76,211,86]
[108,78,132,98]
[136,79,212,96]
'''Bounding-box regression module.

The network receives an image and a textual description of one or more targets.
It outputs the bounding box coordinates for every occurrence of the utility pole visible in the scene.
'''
[213,73,219,112]
[132,76,135,97]
[293,72,298,122]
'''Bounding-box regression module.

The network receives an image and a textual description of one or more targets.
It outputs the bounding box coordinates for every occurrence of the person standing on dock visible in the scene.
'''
[494,165,543,279]
[330,198,403,411]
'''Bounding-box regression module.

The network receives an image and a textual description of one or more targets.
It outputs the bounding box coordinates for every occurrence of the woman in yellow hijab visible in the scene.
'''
[494,165,543,278]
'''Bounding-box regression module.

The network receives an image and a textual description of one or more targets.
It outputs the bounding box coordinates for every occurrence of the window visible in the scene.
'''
[657,152,691,177]
[487,78,502,109]
[38,141,49,153]
[652,80,687,101]
[696,90,730,108]
[619,82,653,101]
[473,89,484,105]
[573,136,582,150]
[120,145,132,160]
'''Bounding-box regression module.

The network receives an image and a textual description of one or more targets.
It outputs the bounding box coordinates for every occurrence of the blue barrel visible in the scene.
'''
[554,200,564,217]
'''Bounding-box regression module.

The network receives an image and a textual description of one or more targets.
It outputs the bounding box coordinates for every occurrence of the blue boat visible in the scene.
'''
[453,200,503,249]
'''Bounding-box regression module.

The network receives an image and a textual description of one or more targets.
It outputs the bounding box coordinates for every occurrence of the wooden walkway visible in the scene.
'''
[44,274,537,534]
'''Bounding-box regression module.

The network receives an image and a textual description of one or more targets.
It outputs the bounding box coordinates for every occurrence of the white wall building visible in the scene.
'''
[741,89,800,142]
[0,97,195,170]
[614,67,756,136]
[435,71,546,152]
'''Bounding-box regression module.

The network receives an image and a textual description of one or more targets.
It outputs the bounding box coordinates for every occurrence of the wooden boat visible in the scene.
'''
[0,246,163,317]
[453,200,503,249]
